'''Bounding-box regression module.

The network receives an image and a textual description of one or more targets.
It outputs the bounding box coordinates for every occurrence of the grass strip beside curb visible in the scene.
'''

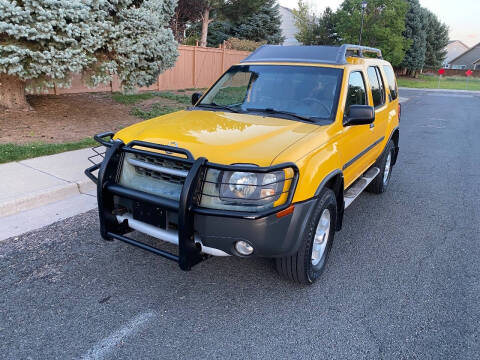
[397,75,480,91]
[0,138,96,164]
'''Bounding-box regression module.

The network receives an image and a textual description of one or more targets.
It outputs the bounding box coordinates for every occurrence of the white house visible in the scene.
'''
[279,6,301,46]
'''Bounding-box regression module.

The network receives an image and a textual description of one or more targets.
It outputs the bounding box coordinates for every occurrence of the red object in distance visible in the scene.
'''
[466,69,473,77]
[438,68,445,75]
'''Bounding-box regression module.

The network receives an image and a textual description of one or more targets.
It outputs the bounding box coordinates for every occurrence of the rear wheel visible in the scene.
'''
[275,188,337,284]
[367,140,395,194]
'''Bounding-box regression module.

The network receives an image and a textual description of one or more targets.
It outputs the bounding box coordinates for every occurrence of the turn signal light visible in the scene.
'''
[276,205,295,218]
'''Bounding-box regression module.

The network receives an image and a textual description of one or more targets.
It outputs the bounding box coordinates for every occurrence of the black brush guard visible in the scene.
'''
[85,132,299,271]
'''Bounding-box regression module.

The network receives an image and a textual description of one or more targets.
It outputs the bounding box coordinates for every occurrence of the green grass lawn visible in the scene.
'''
[212,86,248,105]
[111,92,159,105]
[0,138,97,164]
[130,104,183,120]
[155,91,191,104]
[112,91,191,105]
[398,75,480,91]
[112,90,192,120]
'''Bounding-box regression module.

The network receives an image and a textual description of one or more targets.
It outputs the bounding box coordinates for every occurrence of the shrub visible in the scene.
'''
[225,38,266,52]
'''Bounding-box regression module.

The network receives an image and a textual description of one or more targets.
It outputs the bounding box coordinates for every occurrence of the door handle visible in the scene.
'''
[370,123,375,129]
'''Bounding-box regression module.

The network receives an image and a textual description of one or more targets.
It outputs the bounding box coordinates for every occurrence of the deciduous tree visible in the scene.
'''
[335,0,410,66]
[171,0,204,42]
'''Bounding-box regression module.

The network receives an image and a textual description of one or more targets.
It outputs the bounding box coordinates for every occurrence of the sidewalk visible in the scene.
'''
[0,147,100,217]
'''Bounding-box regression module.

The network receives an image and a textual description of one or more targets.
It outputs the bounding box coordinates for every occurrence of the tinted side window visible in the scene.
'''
[383,65,398,100]
[345,71,367,113]
[376,67,386,104]
[367,66,385,107]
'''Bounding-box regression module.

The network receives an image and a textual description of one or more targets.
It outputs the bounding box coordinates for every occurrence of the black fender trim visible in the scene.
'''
[313,169,345,231]
[383,126,400,165]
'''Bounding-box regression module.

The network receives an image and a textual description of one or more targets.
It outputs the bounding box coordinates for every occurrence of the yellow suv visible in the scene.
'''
[86,44,400,284]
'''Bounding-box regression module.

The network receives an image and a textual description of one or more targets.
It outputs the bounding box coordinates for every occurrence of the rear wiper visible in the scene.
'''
[195,103,240,113]
[246,108,315,122]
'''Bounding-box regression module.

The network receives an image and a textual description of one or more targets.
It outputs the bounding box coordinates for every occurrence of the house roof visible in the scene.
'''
[449,42,480,64]
[448,40,470,49]
[279,5,294,14]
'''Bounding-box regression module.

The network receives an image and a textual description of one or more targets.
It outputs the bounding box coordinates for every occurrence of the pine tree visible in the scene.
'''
[423,10,449,68]
[188,0,283,47]
[233,0,284,44]
[401,0,427,74]
[0,0,178,110]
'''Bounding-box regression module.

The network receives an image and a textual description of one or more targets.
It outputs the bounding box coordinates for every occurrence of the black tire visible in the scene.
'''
[366,140,395,194]
[275,188,337,285]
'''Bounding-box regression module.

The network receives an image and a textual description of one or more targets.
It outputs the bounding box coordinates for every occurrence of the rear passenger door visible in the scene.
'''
[366,66,388,159]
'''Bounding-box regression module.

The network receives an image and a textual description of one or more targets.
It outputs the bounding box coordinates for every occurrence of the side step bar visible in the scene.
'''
[344,167,380,209]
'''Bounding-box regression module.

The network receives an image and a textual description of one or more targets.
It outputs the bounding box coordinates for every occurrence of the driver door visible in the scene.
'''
[339,70,377,187]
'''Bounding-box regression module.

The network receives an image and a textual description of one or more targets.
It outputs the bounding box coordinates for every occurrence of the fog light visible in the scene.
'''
[235,241,254,256]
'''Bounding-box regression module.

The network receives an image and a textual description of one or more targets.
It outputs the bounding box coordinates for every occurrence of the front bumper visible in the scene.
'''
[195,199,315,257]
[86,132,303,270]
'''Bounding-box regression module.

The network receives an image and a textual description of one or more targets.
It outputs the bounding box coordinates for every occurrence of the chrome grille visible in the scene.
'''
[132,154,192,185]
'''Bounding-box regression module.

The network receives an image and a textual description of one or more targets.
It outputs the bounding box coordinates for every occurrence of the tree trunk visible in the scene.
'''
[200,7,210,47]
[0,73,32,111]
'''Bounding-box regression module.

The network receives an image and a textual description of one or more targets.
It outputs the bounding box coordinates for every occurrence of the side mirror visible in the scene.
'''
[344,105,375,126]
[191,92,203,105]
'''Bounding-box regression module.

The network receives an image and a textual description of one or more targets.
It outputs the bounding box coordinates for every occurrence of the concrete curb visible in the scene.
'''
[0,183,79,217]
[0,180,96,218]
[0,148,99,218]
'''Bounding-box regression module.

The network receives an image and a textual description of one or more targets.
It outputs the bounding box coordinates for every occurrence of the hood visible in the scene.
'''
[114,110,319,166]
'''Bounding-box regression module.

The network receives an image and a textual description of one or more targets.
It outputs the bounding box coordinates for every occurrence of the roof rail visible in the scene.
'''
[240,44,383,65]
[340,44,383,61]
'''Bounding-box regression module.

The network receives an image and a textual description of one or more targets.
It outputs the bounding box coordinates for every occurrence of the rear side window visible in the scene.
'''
[345,71,367,113]
[367,66,385,107]
[383,65,398,100]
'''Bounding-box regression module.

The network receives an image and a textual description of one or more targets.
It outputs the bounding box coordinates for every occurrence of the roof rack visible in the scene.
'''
[240,44,383,65]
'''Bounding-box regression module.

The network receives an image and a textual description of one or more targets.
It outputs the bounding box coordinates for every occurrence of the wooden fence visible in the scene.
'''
[27,45,251,95]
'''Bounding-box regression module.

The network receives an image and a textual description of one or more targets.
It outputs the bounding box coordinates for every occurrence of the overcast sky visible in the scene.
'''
[278,0,479,47]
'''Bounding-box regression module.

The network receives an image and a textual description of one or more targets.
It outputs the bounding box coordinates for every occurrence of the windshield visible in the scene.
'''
[198,65,343,122]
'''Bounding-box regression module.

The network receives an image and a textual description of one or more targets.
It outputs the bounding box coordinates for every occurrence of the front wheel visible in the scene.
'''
[275,188,337,285]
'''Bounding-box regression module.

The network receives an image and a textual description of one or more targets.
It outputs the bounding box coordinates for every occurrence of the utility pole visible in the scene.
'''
[359,1,368,46]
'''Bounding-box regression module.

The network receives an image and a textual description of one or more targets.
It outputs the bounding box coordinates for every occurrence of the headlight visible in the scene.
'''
[227,172,258,198]
[200,167,292,212]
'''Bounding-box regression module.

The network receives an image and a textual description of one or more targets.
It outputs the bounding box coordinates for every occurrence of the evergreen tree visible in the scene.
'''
[401,0,427,74]
[187,0,283,47]
[293,3,339,45]
[0,0,178,110]
[423,9,449,68]
[233,0,284,44]
[335,0,410,66]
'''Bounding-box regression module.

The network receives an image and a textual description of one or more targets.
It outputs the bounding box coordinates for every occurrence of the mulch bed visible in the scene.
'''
[0,91,190,144]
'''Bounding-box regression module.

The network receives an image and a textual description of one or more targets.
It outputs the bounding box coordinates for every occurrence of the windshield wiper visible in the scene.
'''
[195,103,240,113]
[246,108,316,122]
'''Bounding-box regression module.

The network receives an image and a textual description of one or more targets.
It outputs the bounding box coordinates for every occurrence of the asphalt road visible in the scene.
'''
[1,89,479,359]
